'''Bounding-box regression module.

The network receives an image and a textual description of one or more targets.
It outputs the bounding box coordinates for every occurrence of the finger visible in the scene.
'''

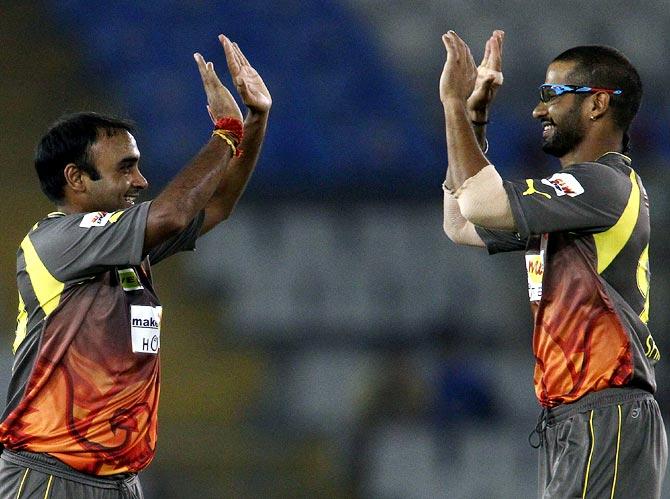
[195,54,223,92]
[442,32,457,60]
[193,52,209,81]
[207,61,226,87]
[221,35,244,67]
[465,43,477,73]
[220,35,245,88]
[206,105,216,124]
[229,42,247,77]
[481,37,492,67]
[233,42,251,68]
[497,30,505,59]
[220,35,240,70]
[490,32,503,72]
[451,31,470,63]
[493,30,504,58]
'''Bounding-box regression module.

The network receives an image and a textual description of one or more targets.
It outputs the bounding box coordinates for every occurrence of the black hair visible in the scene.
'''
[552,45,642,153]
[34,112,136,203]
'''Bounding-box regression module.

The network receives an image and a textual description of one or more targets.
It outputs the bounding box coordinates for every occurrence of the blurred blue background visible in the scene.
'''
[1,1,669,497]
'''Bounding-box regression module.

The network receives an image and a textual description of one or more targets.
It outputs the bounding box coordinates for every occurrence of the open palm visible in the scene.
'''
[221,35,272,114]
[467,30,504,114]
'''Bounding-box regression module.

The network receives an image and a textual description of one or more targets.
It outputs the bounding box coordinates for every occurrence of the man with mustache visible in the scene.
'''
[441,30,667,497]
[0,34,271,498]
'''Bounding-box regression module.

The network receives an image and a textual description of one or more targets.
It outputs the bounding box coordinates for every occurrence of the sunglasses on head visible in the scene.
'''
[539,84,623,103]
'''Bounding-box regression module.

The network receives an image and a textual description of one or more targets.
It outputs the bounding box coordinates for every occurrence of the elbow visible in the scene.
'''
[148,206,190,237]
[443,222,467,245]
[442,222,458,243]
[453,165,516,230]
[458,197,515,231]
[458,202,487,228]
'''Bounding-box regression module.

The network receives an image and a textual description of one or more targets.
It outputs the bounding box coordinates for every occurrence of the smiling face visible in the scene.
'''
[533,61,589,158]
[83,130,148,212]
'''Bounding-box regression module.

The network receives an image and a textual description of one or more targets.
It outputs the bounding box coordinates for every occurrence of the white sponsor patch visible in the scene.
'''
[541,173,584,197]
[525,234,548,302]
[79,211,113,227]
[130,305,162,354]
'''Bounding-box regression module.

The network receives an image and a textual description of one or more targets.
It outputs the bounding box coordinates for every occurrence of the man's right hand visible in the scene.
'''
[466,30,504,122]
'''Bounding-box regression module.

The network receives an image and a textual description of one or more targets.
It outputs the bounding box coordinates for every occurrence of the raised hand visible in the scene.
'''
[193,51,243,122]
[439,31,478,104]
[467,30,504,118]
[220,35,272,115]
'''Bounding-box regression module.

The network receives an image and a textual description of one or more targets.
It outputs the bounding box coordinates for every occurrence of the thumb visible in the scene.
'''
[442,33,451,53]
[206,105,216,124]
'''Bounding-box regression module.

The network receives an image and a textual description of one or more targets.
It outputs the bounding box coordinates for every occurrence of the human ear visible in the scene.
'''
[589,92,611,121]
[63,163,86,193]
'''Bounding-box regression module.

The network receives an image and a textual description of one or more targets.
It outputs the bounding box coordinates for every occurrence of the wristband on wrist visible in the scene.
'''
[212,117,244,157]
[214,117,244,142]
[212,130,243,157]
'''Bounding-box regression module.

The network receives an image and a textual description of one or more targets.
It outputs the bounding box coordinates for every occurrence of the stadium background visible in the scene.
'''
[1,1,669,497]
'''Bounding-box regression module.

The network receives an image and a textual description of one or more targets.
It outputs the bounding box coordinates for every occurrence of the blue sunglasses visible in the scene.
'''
[539,84,623,103]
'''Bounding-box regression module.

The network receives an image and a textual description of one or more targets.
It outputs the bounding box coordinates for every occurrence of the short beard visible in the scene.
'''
[541,100,586,158]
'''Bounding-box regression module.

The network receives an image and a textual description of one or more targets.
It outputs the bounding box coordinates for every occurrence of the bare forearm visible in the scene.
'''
[443,97,490,190]
[145,138,232,249]
[200,111,268,234]
[220,111,268,208]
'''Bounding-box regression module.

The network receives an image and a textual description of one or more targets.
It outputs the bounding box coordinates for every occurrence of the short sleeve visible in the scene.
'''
[503,162,632,238]
[147,210,205,265]
[475,226,527,254]
[29,202,150,282]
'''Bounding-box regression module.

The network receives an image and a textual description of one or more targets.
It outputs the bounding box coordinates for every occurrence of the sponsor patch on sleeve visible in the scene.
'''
[79,211,113,227]
[541,173,584,197]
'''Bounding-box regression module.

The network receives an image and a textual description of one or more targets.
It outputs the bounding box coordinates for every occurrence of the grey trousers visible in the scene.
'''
[0,449,144,499]
[538,388,667,499]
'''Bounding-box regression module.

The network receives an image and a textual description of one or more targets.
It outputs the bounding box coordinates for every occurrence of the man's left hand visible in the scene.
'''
[220,35,272,115]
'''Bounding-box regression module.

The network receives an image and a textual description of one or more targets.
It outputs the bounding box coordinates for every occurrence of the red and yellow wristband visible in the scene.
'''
[212,117,244,157]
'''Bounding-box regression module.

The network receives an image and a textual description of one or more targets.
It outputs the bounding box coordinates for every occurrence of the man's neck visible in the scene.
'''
[558,134,624,169]
[55,203,84,215]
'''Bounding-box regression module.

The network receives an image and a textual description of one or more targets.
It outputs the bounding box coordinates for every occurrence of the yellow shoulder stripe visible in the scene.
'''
[20,235,64,318]
[14,292,28,354]
[109,210,125,223]
[637,244,650,323]
[593,170,640,274]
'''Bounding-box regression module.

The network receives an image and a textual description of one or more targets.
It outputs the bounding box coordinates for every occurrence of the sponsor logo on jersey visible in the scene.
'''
[130,305,162,354]
[131,316,159,328]
[79,210,126,228]
[541,173,584,197]
[79,211,113,227]
[118,268,144,291]
[522,179,552,199]
[525,234,548,302]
